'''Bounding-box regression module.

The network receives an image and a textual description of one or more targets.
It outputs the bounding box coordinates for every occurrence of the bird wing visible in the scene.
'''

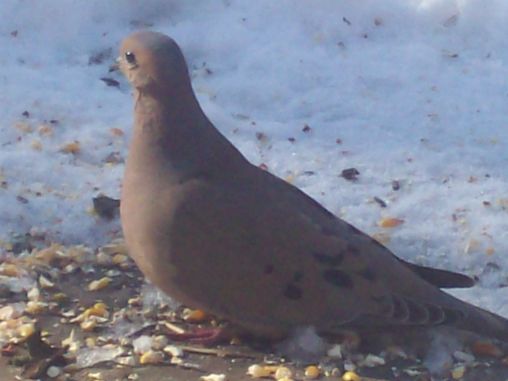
[169,168,468,334]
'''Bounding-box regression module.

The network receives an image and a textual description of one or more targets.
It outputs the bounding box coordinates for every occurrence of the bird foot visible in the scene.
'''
[165,327,230,346]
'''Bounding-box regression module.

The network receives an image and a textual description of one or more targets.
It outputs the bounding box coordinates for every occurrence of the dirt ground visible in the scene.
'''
[2,242,508,381]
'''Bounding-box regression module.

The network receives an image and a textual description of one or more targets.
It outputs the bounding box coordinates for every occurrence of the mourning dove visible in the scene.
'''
[119,31,508,341]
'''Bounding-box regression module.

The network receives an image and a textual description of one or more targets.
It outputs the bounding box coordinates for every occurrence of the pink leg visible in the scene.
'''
[164,327,230,345]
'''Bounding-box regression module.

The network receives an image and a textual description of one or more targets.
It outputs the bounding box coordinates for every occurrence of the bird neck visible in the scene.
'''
[129,87,247,177]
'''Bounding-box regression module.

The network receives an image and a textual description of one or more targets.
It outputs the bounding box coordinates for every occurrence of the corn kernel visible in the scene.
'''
[52,293,69,303]
[18,323,35,338]
[27,287,41,301]
[182,308,208,323]
[84,302,108,318]
[163,345,183,358]
[342,371,361,381]
[112,254,129,265]
[378,217,404,228]
[60,141,80,154]
[85,337,97,347]
[88,277,111,291]
[304,365,320,379]
[246,364,272,378]
[81,319,97,331]
[25,301,47,314]
[139,350,164,365]
[451,365,466,379]
[274,367,292,380]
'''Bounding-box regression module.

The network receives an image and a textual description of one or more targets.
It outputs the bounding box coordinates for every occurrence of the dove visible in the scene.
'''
[119,30,508,342]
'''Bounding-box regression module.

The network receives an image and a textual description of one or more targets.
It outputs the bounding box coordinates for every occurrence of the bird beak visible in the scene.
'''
[109,57,121,73]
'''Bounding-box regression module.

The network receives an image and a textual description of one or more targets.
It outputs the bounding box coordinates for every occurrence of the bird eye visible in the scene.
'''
[125,51,136,64]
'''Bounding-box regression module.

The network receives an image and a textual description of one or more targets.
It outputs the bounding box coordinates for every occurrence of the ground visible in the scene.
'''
[1,240,508,381]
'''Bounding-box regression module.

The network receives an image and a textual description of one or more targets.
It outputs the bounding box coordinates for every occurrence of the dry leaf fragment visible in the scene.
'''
[39,275,55,289]
[0,263,19,277]
[92,195,120,220]
[341,168,360,181]
[361,353,385,367]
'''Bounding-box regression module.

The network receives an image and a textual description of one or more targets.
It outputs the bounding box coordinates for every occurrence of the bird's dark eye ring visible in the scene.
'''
[125,51,136,64]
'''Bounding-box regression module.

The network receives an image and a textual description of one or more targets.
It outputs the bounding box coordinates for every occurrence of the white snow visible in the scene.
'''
[276,326,328,362]
[423,330,462,376]
[0,1,507,315]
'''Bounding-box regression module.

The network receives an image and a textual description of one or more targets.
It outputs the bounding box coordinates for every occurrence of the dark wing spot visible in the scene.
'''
[292,271,304,282]
[345,244,360,256]
[357,267,377,281]
[312,252,344,267]
[283,284,303,300]
[322,269,354,289]
[263,264,274,275]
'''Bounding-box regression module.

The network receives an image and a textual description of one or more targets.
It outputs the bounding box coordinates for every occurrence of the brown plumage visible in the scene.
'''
[119,30,508,341]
